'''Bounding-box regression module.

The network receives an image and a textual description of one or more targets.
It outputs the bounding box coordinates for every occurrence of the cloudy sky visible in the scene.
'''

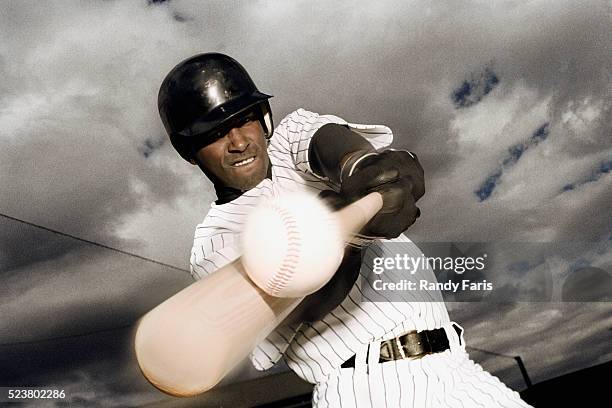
[1,0,611,406]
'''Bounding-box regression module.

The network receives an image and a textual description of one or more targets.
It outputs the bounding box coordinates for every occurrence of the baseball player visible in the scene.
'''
[158,53,532,407]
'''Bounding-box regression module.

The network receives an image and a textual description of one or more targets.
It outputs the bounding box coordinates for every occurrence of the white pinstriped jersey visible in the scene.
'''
[190,108,531,407]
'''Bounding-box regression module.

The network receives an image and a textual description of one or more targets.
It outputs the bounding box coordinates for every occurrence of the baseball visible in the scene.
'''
[241,191,344,298]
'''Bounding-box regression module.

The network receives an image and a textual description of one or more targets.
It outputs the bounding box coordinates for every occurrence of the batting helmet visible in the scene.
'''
[158,53,273,162]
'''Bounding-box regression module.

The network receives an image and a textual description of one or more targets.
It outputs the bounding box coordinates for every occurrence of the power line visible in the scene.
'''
[0,210,192,348]
[466,345,515,359]
[0,211,190,274]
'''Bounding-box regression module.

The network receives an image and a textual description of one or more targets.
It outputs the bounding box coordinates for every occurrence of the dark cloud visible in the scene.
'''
[562,267,612,302]
[0,219,84,277]
[448,301,612,389]
[0,326,162,407]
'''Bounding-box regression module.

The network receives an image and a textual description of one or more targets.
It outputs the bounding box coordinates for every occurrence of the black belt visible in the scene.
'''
[341,327,457,368]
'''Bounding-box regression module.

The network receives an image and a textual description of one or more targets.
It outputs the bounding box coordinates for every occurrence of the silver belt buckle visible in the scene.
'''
[399,330,432,361]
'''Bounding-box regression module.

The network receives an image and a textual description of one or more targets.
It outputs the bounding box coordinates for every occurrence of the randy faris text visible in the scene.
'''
[372,279,493,292]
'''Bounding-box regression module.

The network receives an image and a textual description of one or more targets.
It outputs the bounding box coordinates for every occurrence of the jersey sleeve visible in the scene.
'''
[190,222,302,371]
[269,108,394,178]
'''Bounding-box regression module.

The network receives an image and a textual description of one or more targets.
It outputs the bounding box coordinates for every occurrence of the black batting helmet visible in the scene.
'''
[158,53,273,162]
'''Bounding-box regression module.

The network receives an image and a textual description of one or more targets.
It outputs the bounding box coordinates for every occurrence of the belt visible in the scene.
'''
[341,327,456,368]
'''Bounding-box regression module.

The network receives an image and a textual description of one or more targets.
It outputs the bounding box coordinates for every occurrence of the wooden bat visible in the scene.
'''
[134,192,383,397]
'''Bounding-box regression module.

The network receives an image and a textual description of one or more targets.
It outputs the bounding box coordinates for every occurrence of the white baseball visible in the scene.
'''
[241,191,344,298]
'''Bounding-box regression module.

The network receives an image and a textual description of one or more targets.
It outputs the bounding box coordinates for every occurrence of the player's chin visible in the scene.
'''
[226,161,267,190]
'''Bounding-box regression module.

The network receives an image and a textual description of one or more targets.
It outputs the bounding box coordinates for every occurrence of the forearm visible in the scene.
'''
[309,123,374,185]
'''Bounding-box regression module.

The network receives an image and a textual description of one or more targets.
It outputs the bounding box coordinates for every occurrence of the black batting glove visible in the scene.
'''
[339,149,425,239]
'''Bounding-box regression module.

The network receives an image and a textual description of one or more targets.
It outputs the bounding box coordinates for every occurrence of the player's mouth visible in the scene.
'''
[231,155,257,168]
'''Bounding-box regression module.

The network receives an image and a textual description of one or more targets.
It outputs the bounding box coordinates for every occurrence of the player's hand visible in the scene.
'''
[317,189,345,211]
[340,149,424,238]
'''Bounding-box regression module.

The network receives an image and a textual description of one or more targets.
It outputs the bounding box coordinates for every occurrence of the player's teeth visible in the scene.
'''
[234,157,255,167]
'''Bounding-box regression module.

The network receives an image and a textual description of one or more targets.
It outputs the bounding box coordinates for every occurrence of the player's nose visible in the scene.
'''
[227,127,249,152]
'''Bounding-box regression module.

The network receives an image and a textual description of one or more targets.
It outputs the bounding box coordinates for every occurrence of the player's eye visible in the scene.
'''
[240,111,259,126]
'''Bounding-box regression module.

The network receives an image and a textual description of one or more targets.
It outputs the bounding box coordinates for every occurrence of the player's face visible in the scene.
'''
[195,114,270,191]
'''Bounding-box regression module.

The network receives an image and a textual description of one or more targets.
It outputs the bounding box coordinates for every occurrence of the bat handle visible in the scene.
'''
[337,192,383,241]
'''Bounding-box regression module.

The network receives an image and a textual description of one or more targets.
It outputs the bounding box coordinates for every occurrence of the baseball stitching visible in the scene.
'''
[265,203,301,296]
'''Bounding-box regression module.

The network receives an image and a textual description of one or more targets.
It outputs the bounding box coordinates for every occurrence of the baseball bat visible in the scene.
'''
[134,192,383,397]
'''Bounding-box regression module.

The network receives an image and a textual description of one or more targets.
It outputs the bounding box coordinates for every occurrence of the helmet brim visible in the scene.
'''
[177,91,272,138]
